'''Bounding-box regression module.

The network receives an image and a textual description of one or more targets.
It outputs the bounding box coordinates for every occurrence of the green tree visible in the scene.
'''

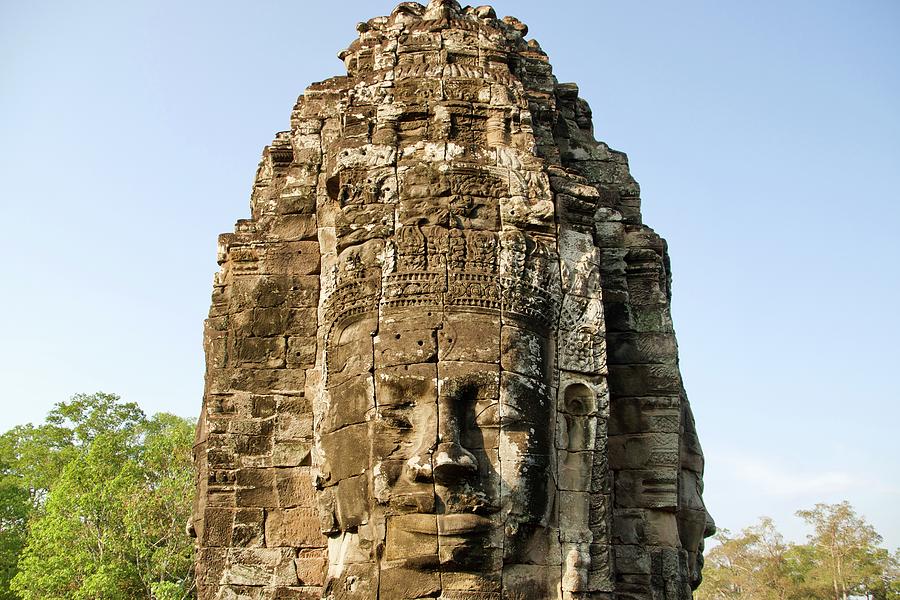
[695,527,751,600]
[0,435,30,600]
[11,430,145,599]
[696,518,818,600]
[698,504,898,600]
[122,414,196,599]
[797,501,890,600]
[1,392,144,511]
[3,393,195,600]
[43,392,145,448]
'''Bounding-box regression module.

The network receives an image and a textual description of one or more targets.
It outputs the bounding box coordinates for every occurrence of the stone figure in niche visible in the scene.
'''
[190,1,715,599]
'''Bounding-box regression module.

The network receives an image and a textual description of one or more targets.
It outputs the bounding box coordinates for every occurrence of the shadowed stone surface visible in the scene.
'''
[191,2,714,598]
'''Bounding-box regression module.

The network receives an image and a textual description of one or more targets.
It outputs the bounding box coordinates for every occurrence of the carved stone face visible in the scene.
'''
[321,309,553,573]
[192,3,715,598]
[677,405,717,589]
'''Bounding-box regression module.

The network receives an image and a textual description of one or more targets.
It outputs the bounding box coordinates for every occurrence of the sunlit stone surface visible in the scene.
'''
[191,2,714,598]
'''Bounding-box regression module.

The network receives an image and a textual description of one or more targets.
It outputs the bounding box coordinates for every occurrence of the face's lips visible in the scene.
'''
[393,513,494,535]
[438,513,493,535]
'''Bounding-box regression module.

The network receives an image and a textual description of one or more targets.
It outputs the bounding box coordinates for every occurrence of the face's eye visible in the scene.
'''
[474,403,500,428]
[474,403,528,429]
[378,403,414,430]
[499,403,527,428]
[384,414,412,429]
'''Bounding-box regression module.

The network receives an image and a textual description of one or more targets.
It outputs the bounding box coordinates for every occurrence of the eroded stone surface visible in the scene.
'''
[192,2,713,598]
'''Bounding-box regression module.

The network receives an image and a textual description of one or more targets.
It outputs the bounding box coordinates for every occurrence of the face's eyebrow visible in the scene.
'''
[379,400,416,410]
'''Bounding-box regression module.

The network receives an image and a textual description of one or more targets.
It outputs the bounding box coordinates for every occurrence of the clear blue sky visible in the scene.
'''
[2,1,898,549]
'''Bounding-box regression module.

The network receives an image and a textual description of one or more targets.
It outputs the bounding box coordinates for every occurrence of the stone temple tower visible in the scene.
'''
[190,2,714,599]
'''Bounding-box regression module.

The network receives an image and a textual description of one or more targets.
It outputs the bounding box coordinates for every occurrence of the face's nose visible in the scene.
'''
[432,441,477,484]
[432,391,478,485]
[704,509,717,538]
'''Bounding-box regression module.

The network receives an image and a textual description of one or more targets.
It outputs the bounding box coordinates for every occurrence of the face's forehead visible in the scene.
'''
[327,308,551,369]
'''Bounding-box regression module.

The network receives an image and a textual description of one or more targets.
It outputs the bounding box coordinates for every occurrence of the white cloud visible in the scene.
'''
[713,452,864,498]
[701,448,900,548]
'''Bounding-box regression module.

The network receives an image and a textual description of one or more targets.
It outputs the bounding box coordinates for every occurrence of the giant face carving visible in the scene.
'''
[678,404,717,589]
[192,3,716,599]
[322,310,553,569]
[315,157,564,595]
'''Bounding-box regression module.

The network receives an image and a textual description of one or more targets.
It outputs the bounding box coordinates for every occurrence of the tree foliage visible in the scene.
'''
[697,505,898,600]
[796,501,896,600]
[0,435,30,600]
[0,393,195,600]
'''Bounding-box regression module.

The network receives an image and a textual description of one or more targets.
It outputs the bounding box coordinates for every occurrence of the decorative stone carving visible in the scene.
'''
[192,2,714,599]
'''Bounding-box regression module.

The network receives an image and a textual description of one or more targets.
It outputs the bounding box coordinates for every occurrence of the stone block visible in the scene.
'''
[612,509,644,546]
[601,299,634,333]
[228,417,274,437]
[615,545,651,576]
[384,514,438,561]
[608,433,679,471]
[327,321,375,386]
[294,549,327,586]
[264,241,321,275]
[272,587,321,600]
[608,396,681,436]
[630,304,674,333]
[559,491,592,542]
[606,332,677,365]
[559,450,593,491]
[276,412,313,442]
[614,469,677,510]
[233,336,286,369]
[438,312,501,363]
[441,569,502,594]
[275,467,317,509]
[504,564,557,599]
[269,215,319,241]
[645,510,680,547]
[236,468,278,508]
[226,548,298,588]
[276,191,316,216]
[318,424,369,483]
[203,507,233,547]
[500,325,547,379]
[286,337,316,367]
[232,508,265,547]
[374,363,437,407]
[333,474,369,530]
[607,364,682,396]
[265,508,323,548]
[271,440,311,467]
[320,374,373,433]
[378,564,441,599]
[375,324,438,367]
[336,204,393,249]
[251,395,278,418]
